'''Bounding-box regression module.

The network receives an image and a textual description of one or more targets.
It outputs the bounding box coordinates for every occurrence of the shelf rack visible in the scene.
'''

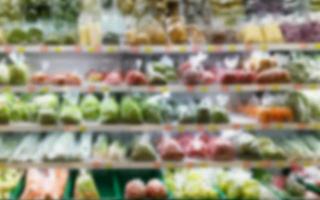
[2,159,318,169]
[0,122,318,133]
[1,43,320,54]
[1,83,319,94]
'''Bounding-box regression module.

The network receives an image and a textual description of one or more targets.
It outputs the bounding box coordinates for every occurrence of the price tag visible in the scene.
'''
[314,43,320,49]
[244,124,254,131]
[177,125,185,133]
[311,123,320,130]
[87,46,95,53]
[234,85,242,92]
[106,46,116,53]
[208,124,218,132]
[260,44,268,51]
[166,162,175,169]
[101,85,110,92]
[274,123,284,130]
[143,46,153,54]
[228,44,237,52]
[308,84,318,90]
[178,46,187,53]
[40,86,49,93]
[17,46,26,53]
[54,46,62,53]
[302,160,312,167]
[160,86,169,93]
[199,85,209,93]
[271,84,280,91]
[207,45,215,53]
[3,86,11,92]
[79,124,87,132]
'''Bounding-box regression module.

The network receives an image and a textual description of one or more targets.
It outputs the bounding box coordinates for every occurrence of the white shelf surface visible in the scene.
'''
[1,43,320,54]
[2,159,317,169]
[0,83,319,93]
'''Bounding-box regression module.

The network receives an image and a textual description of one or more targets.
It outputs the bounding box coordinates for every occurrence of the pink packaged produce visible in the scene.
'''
[157,137,184,161]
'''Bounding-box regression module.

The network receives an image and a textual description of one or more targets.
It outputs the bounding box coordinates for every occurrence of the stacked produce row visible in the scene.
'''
[0,130,319,163]
[1,166,320,200]
[1,0,320,200]
[2,52,320,88]
[2,0,320,45]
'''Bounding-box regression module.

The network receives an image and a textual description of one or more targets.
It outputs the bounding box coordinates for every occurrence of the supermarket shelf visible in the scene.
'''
[2,159,318,169]
[1,43,320,54]
[1,122,319,133]
[1,83,319,94]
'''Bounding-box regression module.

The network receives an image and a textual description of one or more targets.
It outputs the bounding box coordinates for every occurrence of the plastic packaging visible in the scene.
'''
[80,94,100,121]
[121,96,143,124]
[100,94,120,124]
[74,170,100,200]
[130,135,157,161]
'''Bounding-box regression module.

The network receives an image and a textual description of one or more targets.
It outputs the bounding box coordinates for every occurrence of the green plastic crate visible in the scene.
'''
[114,169,164,199]
[70,170,119,200]
[9,176,25,200]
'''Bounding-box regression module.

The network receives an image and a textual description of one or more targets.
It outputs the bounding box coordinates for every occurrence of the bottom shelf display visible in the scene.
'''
[3,167,320,200]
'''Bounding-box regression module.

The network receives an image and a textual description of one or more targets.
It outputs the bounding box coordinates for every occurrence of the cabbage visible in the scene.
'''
[100,96,119,124]
[10,101,29,122]
[80,94,100,121]
[9,58,30,85]
[60,103,82,124]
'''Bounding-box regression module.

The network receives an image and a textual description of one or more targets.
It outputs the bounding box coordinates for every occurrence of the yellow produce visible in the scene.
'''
[262,22,284,43]
[240,24,264,43]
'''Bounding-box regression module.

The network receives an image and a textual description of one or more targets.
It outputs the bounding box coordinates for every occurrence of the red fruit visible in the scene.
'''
[207,138,235,161]
[178,61,191,75]
[66,73,82,85]
[31,72,50,85]
[125,179,146,200]
[146,179,167,200]
[104,71,122,85]
[182,69,202,85]
[201,71,215,84]
[304,191,320,200]
[50,74,68,85]
[158,138,184,161]
[220,71,238,84]
[125,70,148,85]
[185,137,208,158]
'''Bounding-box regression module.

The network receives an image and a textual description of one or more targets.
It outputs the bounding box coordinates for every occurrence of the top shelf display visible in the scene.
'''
[2,0,320,48]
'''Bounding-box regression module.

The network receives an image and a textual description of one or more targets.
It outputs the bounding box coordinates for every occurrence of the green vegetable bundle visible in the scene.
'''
[74,170,100,200]
[80,94,100,121]
[100,95,119,124]
[120,96,143,124]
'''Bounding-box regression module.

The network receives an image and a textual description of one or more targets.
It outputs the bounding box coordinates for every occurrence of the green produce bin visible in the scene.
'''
[9,176,25,200]
[114,169,164,199]
[63,170,77,199]
[70,170,120,200]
